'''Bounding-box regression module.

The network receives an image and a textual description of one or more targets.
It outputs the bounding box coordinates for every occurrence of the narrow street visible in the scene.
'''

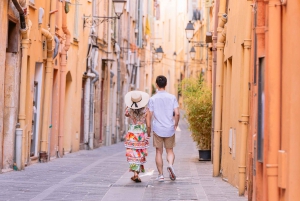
[0,115,246,201]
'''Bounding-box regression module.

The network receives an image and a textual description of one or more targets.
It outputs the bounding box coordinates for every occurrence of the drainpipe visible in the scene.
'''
[12,0,30,170]
[266,0,281,200]
[58,0,71,157]
[125,1,130,134]
[207,46,212,89]
[212,13,227,177]
[211,0,219,163]
[105,0,113,146]
[89,46,99,149]
[109,71,114,145]
[115,42,121,143]
[238,3,252,195]
[40,27,53,156]
[40,0,56,158]
[15,124,22,170]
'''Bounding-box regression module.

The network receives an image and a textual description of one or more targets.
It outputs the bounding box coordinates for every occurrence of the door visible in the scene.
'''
[31,82,38,157]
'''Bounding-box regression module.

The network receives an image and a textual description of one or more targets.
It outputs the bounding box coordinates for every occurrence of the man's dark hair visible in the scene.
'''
[156,75,167,88]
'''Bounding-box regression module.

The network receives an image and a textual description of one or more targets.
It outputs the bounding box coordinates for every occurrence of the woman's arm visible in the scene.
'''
[125,107,130,117]
[146,110,152,137]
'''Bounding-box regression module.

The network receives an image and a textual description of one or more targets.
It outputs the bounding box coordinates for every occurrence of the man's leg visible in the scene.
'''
[165,134,176,180]
[153,133,164,176]
[156,148,163,175]
[166,148,175,166]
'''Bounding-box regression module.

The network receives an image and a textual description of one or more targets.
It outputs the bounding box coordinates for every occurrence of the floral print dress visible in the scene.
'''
[125,107,149,173]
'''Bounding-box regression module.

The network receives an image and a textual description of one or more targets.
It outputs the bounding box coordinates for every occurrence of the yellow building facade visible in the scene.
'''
[0,0,153,173]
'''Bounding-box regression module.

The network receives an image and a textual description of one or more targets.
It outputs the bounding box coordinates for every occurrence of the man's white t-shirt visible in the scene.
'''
[148,91,179,137]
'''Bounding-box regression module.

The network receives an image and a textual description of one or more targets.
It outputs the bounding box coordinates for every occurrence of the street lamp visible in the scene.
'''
[112,0,127,19]
[155,46,164,62]
[173,52,177,60]
[190,46,196,60]
[185,21,195,41]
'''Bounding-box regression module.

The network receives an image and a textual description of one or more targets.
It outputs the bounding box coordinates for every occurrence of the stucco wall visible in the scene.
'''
[220,0,252,188]
[280,1,300,200]
[0,0,9,172]
[3,53,20,169]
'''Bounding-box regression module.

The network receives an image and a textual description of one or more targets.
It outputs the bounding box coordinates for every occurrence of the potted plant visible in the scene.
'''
[181,76,212,161]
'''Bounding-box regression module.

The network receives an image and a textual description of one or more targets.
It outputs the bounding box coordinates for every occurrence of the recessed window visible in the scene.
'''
[257,57,265,162]
[6,20,18,53]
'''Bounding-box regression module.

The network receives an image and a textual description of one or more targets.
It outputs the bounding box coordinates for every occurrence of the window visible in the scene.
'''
[257,57,265,162]
[6,20,18,53]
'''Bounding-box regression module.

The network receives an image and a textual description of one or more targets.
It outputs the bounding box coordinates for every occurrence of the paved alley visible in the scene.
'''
[0,117,247,201]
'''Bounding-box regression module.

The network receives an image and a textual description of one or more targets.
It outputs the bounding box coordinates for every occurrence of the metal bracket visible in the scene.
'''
[189,41,208,47]
[82,15,119,28]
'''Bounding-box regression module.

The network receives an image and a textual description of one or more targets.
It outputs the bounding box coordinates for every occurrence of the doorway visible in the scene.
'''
[32,63,43,157]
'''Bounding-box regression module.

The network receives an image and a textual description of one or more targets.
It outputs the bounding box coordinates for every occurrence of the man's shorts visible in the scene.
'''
[153,132,175,149]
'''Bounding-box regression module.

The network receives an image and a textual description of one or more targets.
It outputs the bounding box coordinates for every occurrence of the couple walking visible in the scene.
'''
[124,75,180,182]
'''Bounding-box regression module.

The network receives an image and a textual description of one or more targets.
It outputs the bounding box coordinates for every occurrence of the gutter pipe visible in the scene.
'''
[40,0,55,158]
[266,0,281,200]
[211,0,219,165]
[238,2,252,195]
[212,13,227,177]
[40,27,54,155]
[115,42,121,143]
[105,0,113,146]
[12,0,30,170]
[58,0,71,157]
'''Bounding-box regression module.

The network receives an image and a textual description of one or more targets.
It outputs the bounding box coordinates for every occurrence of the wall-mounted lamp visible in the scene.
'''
[185,21,195,41]
[173,52,177,60]
[190,46,196,60]
[155,46,164,62]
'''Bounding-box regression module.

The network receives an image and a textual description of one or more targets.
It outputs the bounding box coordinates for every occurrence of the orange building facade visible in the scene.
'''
[211,0,300,200]
[248,0,300,200]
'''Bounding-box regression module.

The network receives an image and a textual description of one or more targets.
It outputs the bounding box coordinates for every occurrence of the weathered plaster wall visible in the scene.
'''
[0,0,9,172]
[3,53,20,170]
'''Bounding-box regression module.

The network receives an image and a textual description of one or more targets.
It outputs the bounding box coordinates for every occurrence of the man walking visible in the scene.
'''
[149,75,180,181]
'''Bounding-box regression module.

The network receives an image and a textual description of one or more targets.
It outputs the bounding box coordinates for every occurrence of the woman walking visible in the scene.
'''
[124,91,151,182]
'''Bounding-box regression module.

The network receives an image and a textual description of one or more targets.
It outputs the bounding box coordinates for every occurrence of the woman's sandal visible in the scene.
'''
[131,176,141,183]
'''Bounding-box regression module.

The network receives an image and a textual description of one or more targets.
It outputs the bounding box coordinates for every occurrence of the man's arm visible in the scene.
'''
[146,111,153,137]
[174,107,180,130]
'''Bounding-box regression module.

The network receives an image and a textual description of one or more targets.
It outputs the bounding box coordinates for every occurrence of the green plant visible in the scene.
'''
[181,75,212,150]
[151,84,156,95]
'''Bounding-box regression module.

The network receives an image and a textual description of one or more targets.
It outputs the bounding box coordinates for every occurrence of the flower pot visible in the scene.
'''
[198,150,211,161]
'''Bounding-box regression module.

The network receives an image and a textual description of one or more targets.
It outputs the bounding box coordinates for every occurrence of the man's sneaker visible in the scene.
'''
[167,166,176,181]
[156,174,164,182]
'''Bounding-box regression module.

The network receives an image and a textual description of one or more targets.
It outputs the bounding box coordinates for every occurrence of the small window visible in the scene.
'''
[257,57,265,162]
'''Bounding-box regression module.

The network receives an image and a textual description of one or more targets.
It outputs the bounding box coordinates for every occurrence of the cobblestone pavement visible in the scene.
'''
[0,114,247,201]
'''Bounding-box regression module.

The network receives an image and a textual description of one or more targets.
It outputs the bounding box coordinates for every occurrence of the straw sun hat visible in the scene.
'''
[125,91,150,109]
